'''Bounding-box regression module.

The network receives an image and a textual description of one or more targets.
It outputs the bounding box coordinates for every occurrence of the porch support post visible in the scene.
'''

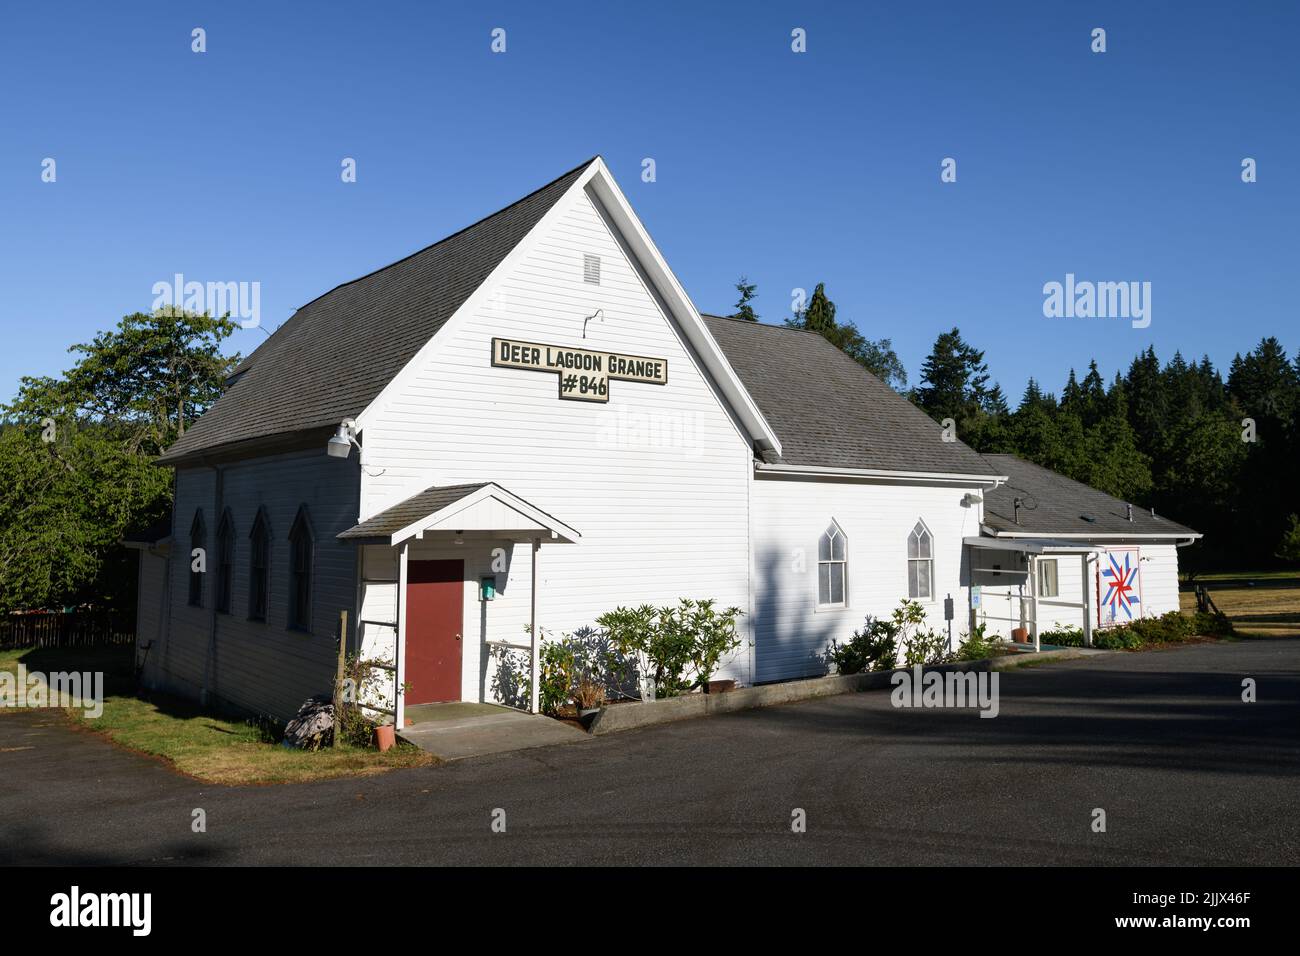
[967,545,977,638]
[1081,552,1094,648]
[1028,555,1040,652]
[529,538,540,715]
[395,541,409,730]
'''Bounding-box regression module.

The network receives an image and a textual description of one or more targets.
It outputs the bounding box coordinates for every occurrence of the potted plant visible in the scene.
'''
[571,677,606,721]
[1011,627,1030,644]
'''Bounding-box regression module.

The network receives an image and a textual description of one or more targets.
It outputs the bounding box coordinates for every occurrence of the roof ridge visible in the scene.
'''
[160,157,596,464]
[292,156,598,315]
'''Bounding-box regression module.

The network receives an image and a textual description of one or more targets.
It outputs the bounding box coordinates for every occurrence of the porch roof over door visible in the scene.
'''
[337,482,580,546]
[963,536,1106,555]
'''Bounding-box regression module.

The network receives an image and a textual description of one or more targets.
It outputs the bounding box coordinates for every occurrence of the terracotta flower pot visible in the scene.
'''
[374,724,395,752]
[1011,627,1030,644]
[704,679,736,695]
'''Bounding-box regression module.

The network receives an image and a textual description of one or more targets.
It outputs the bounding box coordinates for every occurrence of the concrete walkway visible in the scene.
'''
[397,702,589,760]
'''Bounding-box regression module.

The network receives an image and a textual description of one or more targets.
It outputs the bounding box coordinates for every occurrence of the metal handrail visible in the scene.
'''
[485,639,532,652]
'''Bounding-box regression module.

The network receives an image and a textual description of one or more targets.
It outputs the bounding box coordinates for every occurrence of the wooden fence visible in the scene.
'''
[0,611,136,650]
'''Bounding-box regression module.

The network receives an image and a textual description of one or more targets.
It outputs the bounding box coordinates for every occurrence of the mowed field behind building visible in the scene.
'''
[1180,571,1300,638]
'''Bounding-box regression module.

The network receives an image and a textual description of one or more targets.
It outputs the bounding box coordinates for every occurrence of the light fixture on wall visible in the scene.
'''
[582,308,604,339]
[326,419,385,476]
[454,532,464,546]
[327,421,357,458]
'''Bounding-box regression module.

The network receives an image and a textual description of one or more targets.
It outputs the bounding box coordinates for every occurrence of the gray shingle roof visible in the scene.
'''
[158,159,594,464]
[337,483,489,539]
[703,315,999,477]
[982,454,1199,537]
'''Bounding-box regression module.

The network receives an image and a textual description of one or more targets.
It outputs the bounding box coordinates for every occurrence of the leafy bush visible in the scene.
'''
[830,599,951,672]
[1093,627,1144,650]
[1089,610,1234,651]
[489,626,638,714]
[334,652,391,747]
[1192,610,1235,637]
[828,615,900,674]
[902,628,951,665]
[1124,612,1195,645]
[955,622,1012,661]
[1039,626,1085,647]
[538,638,577,716]
[894,599,952,666]
[597,598,743,698]
[1027,610,1234,652]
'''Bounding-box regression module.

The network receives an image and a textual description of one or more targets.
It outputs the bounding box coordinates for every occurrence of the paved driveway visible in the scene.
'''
[2,639,1297,865]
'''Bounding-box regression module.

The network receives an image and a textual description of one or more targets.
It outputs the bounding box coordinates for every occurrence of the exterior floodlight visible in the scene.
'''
[327,422,354,459]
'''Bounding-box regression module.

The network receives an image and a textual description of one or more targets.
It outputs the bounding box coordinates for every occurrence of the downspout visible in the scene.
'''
[529,538,540,715]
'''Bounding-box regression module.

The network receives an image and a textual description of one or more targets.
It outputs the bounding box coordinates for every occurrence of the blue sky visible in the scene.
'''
[1,0,1295,402]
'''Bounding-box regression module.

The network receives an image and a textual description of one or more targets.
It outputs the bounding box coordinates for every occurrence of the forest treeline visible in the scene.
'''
[739,279,1298,570]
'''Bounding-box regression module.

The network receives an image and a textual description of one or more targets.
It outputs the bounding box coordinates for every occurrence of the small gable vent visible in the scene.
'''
[583,253,601,285]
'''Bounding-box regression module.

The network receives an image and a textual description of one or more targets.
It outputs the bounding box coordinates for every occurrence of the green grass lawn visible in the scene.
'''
[0,645,434,784]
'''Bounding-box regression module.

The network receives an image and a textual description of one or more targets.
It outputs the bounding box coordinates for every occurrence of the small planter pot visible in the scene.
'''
[374,724,395,752]
[1011,627,1030,644]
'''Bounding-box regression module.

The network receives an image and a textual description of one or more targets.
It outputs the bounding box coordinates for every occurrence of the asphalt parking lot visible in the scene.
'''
[2,638,1297,866]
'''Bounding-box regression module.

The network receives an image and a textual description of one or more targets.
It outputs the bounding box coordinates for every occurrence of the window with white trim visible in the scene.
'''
[817,521,847,607]
[907,520,933,600]
[1037,558,1059,598]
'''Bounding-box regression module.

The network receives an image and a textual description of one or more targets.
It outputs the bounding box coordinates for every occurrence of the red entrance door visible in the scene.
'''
[405,559,464,705]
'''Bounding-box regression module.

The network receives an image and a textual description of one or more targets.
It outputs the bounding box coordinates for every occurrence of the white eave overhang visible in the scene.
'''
[980,525,1202,543]
[756,462,1008,486]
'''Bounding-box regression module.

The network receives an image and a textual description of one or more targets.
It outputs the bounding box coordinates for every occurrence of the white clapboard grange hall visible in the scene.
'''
[134,157,1200,726]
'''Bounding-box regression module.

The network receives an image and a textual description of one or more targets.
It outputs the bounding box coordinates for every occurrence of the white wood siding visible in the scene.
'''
[359,187,754,696]
[750,475,987,682]
[1139,544,1182,616]
[153,450,360,719]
